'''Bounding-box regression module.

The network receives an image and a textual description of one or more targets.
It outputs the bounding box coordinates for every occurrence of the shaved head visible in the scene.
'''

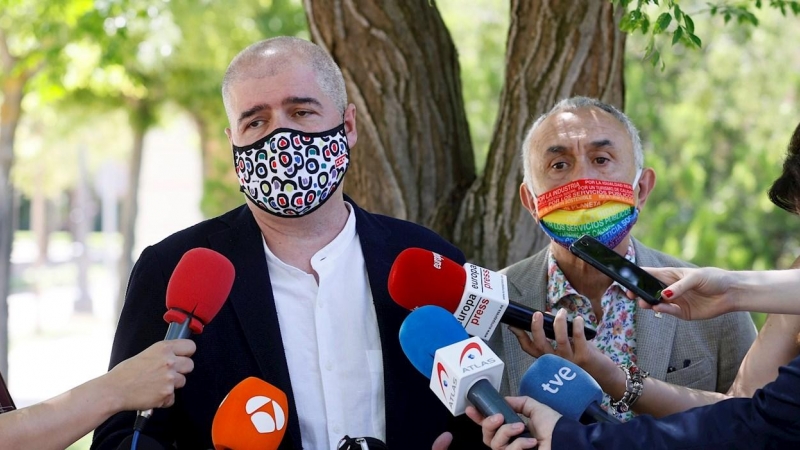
[222,37,347,123]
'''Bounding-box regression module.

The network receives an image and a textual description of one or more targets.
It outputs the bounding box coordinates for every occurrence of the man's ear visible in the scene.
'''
[635,167,656,210]
[344,103,358,148]
[225,128,233,145]
[520,183,539,223]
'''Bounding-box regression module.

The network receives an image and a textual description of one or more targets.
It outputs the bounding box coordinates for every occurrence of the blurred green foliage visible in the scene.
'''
[623,6,800,329]
[627,7,800,273]
[7,1,799,329]
[614,0,799,69]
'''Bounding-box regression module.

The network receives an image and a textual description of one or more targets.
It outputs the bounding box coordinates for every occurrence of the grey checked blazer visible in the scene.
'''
[489,237,758,397]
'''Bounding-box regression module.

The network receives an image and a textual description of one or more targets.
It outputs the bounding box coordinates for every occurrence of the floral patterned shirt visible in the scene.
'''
[546,242,638,422]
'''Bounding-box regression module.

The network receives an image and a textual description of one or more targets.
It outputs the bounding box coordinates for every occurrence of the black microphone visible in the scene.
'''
[337,435,388,450]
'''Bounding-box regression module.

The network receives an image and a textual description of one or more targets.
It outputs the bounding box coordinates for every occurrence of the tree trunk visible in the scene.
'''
[0,74,26,377]
[73,145,94,313]
[304,0,625,269]
[191,113,213,181]
[115,105,149,319]
[455,0,626,268]
[304,0,476,241]
[31,183,49,265]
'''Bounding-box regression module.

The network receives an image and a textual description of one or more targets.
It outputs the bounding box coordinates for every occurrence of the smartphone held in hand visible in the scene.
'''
[569,235,667,305]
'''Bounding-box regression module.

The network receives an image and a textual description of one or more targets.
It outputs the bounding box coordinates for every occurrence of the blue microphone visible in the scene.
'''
[519,354,621,424]
[399,306,531,435]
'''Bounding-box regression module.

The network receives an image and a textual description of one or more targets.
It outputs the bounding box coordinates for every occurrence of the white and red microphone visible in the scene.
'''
[136,248,235,430]
[212,377,288,450]
[388,248,596,340]
[389,248,509,339]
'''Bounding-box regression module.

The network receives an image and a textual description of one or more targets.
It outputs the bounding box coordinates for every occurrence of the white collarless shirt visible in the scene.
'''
[263,203,386,449]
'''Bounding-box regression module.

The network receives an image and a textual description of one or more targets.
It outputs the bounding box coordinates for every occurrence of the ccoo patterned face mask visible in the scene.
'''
[232,123,350,218]
[534,170,642,249]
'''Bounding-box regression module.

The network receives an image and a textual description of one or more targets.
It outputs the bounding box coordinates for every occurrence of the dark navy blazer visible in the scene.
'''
[92,199,485,449]
[553,352,800,449]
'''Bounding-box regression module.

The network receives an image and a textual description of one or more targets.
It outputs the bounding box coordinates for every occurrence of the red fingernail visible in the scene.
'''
[662,289,673,299]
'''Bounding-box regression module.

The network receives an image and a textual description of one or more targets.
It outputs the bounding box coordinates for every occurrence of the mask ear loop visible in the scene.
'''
[632,167,643,211]
[632,167,643,189]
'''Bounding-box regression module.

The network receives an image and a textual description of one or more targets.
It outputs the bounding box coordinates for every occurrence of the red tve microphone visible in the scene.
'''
[136,248,235,429]
[388,248,596,340]
[212,377,288,450]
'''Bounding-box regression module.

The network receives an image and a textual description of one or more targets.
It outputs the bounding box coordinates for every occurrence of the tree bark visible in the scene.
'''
[304,0,476,241]
[455,0,626,269]
[304,0,625,269]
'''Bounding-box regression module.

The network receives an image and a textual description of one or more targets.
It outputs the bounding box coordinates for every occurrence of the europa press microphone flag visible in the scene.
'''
[388,248,596,340]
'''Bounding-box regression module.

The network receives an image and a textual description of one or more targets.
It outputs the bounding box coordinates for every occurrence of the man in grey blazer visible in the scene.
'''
[490,97,757,420]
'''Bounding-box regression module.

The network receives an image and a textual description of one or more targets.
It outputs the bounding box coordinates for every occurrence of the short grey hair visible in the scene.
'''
[221,37,347,123]
[521,96,643,194]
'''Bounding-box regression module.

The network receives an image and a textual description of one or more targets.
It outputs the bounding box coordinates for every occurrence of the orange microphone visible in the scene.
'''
[212,377,289,450]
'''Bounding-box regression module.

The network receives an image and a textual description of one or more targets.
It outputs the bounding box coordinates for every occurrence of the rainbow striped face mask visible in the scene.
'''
[534,170,642,249]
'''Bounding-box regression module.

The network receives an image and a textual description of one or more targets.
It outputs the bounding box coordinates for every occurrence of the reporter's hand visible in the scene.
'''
[431,431,453,450]
[627,267,738,320]
[465,397,560,450]
[103,339,196,412]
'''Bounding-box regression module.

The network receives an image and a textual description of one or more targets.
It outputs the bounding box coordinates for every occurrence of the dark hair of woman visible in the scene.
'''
[769,121,800,214]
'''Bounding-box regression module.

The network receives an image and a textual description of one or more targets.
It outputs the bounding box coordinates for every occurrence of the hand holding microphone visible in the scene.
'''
[388,248,596,341]
[136,248,235,431]
[212,377,288,450]
[399,306,531,439]
[105,339,196,411]
[469,354,621,450]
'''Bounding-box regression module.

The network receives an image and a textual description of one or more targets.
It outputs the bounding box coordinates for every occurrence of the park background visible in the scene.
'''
[1,0,799,447]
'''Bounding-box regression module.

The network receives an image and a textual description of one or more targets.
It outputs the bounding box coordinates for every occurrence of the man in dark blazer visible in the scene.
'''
[92,36,482,449]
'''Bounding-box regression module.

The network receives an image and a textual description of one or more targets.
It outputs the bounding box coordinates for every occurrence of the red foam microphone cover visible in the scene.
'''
[163,247,235,334]
[212,377,288,450]
[387,248,466,313]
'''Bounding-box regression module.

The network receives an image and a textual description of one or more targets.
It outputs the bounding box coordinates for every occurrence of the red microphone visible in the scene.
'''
[212,377,288,450]
[162,247,236,339]
[388,248,596,340]
[136,248,235,430]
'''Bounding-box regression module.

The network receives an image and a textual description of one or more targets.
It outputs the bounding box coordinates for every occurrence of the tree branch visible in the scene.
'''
[0,29,17,72]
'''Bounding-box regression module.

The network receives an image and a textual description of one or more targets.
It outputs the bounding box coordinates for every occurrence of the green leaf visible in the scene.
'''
[620,11,637,32]
[650,50,661,68]
[688,32,702,48]
[673,4,683,22]
[672,26,684,45]
[654,12,673,33]
[684,14,695,33]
